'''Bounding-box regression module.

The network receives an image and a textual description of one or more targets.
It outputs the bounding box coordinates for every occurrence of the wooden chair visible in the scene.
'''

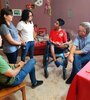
[0,82,26,100]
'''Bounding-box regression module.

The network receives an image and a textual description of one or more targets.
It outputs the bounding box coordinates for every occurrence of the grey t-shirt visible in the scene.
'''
[0,23,19,53]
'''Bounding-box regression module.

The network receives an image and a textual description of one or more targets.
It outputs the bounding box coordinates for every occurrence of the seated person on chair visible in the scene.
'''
[66,22,90,84]
[49,18,69,67]
[0,55,43,88]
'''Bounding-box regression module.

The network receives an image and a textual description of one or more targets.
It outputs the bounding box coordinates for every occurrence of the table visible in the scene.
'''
[66,61,90,100]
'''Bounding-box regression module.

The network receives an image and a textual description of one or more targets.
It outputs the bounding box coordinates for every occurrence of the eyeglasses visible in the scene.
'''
[78,30,86,33]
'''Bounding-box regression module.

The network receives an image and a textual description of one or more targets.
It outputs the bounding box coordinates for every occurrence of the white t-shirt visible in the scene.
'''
[17,21,34,42]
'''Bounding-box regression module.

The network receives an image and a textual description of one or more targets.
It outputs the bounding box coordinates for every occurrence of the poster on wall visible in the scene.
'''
[12,9,22,16]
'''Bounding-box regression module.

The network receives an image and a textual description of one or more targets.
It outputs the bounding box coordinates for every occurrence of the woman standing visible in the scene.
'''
[0,8,22,64]
[17,9,35,62]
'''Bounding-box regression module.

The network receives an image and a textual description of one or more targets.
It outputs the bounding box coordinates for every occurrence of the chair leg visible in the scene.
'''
[63,67,66,80]
[21,87,26,100]
[43,55,49,78]
[43,55,46,67]
[62,57,67,80]
[44,61,49,78]
[44,69,49,78]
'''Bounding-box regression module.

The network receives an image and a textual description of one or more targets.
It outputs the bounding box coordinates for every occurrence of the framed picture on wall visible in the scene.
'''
[12,9,22,16]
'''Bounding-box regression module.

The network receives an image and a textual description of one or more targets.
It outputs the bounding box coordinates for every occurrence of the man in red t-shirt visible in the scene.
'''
[49,18,68,67]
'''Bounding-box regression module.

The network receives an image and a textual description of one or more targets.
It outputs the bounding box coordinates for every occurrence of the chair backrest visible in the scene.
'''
[66,32,71,42]
[38,28,47,36]
[66,30,77,41]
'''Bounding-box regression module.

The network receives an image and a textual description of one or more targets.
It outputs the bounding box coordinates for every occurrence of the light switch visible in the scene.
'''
[67,9,73,18]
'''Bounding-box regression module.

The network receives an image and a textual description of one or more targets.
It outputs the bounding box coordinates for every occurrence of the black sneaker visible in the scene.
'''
[65,78,72,84]
[31,80,43,88]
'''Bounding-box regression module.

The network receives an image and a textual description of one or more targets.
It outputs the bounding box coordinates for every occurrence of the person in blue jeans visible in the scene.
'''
[66,22,90,84]
[0,8,24,64]
[0,55,43,88]
[17,9,35,62]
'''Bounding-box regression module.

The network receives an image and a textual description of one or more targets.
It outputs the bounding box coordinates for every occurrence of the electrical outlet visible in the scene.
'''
[67,9,73,18]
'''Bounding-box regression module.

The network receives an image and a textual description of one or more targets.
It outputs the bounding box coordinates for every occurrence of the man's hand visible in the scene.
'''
[4,61,25,77]
[16,61,25,68]
[68,54,74,63]
[64,52,70,57]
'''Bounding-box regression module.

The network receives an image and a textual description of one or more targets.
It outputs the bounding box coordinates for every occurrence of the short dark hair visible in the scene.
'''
[57,18,65,26]
[20,9,33,22]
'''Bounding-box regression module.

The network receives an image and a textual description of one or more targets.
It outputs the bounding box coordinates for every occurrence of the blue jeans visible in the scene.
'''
[5,49,18,64]
[44,41,68,71]
[68,53,90,81]
[21,41,34,62]
[12,58,37,86]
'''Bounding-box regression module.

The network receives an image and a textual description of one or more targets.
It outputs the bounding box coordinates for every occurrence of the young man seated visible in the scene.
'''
[49,18,68,67]
[0,55,43,88]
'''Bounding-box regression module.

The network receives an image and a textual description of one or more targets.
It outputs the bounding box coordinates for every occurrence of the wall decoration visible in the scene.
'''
[44,0,51,16]
[26,3,35,9]
[12,9,22,16]
[4,0,10,8]
[34,0,43,6]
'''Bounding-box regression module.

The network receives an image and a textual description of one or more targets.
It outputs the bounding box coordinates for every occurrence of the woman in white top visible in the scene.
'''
[17,9,35,62]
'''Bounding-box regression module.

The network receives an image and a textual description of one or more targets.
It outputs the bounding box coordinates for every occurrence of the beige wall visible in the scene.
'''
[1,0,90,34]
[51,0,90,33]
